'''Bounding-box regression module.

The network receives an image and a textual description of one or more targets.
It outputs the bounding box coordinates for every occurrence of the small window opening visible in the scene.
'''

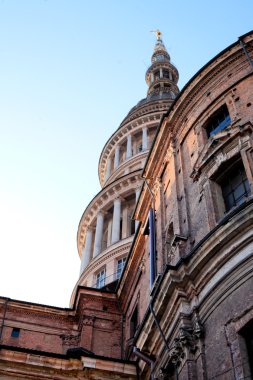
[137,143,142,153]
[11,328,20,338]
[154,70,160,80]
[163,70,170,79]
[205,105,231,137]
[130,218,135,235]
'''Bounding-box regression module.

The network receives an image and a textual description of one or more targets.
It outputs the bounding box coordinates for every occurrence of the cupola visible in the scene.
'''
[145,30,179,100]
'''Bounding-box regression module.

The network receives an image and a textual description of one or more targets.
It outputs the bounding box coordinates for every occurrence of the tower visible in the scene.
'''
[73,32,179,296]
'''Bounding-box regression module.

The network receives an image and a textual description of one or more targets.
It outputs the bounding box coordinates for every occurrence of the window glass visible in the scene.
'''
[116,257,126,279]
[220,162,251,211]
[206,105,231,137]
[11,328,20,338]
[96,269,106,289]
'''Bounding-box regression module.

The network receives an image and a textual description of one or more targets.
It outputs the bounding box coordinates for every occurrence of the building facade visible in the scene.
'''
[0,31,253,380]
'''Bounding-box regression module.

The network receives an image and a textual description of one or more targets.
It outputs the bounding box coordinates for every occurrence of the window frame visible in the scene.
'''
[11,328,20,338]
[96,268,106,289]
[204,104,231,138]
[116,257,126,280]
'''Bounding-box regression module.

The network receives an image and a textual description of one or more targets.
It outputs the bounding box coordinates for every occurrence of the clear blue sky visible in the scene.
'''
[0,0,252,307]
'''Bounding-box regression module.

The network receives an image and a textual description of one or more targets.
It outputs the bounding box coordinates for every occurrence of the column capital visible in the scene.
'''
[85,225,95,233]
[97,209,107,216]
[114,195,124,203]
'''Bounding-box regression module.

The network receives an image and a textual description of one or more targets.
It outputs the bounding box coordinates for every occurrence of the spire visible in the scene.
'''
[145,30,179,100]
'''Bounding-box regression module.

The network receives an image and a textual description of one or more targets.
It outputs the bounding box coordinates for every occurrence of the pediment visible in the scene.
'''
[190,125,237,181]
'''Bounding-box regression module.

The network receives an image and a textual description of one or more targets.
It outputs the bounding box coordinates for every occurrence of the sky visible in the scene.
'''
[0,0,252,308]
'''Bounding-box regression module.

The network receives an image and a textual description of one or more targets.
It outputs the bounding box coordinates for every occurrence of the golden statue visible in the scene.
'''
[151,29,162,41]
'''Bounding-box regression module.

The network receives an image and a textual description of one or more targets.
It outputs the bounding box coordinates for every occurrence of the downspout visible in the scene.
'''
[0,298,9,343]
[149,208,157,288]
[133,347,155,380]
[239,37,253,69]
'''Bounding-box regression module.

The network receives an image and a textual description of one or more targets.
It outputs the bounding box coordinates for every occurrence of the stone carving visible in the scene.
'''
[60,333,80,347]
[139,257,146,273]
[157,318,204,378]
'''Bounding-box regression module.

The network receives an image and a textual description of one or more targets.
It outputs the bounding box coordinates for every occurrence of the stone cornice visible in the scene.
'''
[0,347,137,378]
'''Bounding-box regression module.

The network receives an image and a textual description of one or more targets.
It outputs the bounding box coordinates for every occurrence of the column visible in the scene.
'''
[111,198,121,244]
[122,206,128,239]
[93,211,105,257]
[126,134,132,159]
[142,127,148,151]
[107,219,112,247]
[80,227,93,275]
[114,145,120,169]
[135,187,141,231]
[105,158,111,182]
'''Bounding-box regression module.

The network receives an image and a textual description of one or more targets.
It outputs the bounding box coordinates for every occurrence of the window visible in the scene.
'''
[130,305,138,338]
[154,70,160,80]
[205,105,231,137]
[163,69,170,79]
[155,54,165,61]
[220,161,251,212]
[11,328,20,338]
[96,269,106,289]
[240,320,253,377]
[137,143,142,153]
[116,257,126,279]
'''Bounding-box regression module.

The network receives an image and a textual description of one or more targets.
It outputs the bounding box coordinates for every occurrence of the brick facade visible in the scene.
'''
[1,31,253,379]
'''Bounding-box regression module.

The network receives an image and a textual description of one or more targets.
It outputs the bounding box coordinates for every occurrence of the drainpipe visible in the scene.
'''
[149,208,156,289]
[239,37,253,69]
[0,298,9,343]
[133,347,155,380]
